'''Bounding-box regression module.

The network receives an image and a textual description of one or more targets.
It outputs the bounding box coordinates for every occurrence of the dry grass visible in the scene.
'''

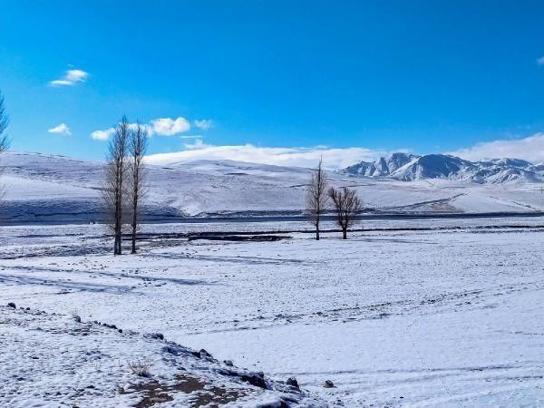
[128,359,152,377]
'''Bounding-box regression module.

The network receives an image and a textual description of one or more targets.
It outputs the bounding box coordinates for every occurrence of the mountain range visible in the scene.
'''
[344,153,544,183]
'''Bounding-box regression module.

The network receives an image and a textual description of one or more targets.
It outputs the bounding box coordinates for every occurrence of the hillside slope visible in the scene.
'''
[1,152,543,224]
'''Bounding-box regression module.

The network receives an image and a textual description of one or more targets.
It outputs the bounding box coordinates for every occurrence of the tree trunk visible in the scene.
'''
[315,220,320,240]
[116,195,122,255]
[115,192,122,254]
[342,228,347,239]
[131,197,137,254]
[114,233,120,255]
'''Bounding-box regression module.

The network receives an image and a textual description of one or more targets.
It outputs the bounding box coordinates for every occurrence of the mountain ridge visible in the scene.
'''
[344,153,544,183]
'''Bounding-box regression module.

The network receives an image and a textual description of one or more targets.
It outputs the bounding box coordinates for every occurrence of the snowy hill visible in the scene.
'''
[1,151,544,224]
[345,153,544,183]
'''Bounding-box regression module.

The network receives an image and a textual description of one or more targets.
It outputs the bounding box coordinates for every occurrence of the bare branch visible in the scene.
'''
[0,90,9,153]
[328,186,362,239]
[305,158,328,240]
[128,122,148,254]
[102,116,130,255]
[0,90,9,205]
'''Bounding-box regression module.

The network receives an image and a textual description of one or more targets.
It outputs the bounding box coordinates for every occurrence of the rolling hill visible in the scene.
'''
[1,151,543,224]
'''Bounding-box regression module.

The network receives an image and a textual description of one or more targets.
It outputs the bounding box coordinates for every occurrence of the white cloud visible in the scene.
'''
[194,119,213,131]
[146,143,385,169]
[90,116,191,141]
[49,69,89,87]
[90,128,115,141]
[48,123,71,136]
[451,133,544,163]
[149,117,191,136]
[538,56,544,66]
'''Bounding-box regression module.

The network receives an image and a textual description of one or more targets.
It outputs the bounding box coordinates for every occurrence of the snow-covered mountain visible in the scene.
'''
[345,152,418,177]
[1,151,544,224]
[344,153,544,183]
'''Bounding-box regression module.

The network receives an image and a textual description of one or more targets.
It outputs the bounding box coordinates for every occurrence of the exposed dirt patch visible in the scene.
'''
[123,374,249,408]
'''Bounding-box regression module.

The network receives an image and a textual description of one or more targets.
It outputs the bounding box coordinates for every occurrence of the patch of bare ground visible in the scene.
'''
[122,374,248,408]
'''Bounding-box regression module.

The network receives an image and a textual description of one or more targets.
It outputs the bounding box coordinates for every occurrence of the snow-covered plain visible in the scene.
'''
[1,218,544,406]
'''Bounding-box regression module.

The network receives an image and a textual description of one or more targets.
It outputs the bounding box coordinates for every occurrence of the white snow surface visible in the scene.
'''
[2,152,544,224]
[1,219,544,406]
[1,303,323,407]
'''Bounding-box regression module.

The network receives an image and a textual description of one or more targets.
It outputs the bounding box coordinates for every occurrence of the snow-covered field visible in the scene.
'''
[1,305,323,408]
[1,218,544,406]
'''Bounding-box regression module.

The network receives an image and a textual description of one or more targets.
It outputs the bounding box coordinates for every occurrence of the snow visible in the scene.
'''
[1,218,544,406]
[0,306,323,407]
[3,151,544,225]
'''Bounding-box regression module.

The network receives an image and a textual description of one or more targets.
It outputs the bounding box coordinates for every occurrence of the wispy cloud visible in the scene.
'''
[538,56,544,66]
[180,134,203,140]
[194,119,213,131]
[146,143,386,169]
[90,128,115,141]
[48,123,71,136]
[49,69,89,87]
[90,116,191,141]
[451,133,544,162]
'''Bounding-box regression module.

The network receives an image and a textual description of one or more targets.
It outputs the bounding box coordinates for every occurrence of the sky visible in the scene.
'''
[1,0,544,167]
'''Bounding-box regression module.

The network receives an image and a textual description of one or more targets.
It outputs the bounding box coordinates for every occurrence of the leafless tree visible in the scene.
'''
[328,186,362,239]
[128,123,148,254]
[306,158,328,240]
[0,90,10,204]
[103,116,130,255]
[0,90,8,153]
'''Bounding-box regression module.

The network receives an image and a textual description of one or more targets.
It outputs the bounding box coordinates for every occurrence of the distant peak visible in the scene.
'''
[344,152,540,184]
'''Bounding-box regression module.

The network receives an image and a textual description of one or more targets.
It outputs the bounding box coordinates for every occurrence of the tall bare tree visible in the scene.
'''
[0,90,8,153]
[306,158,328,240]
[103,116,130,255]
[128,123,148,254]
[328,186,362,239]
[0,90,10,204]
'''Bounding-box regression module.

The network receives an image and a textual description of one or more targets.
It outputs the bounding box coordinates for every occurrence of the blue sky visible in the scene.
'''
[1,0,544,166]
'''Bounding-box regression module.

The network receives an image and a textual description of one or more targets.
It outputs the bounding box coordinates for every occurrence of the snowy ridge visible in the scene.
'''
[344,152,419,177]
[344,152,544,183]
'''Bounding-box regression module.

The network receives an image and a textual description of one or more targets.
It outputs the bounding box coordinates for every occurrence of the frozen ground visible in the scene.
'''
[0,305,323,408]
[1,218,544,406]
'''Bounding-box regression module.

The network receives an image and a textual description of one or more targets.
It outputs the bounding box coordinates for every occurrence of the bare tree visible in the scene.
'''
[103,116,130,255]
[306,158,328,240]
[328,186,362,239]
[0,90,8,153]
[0,90,10,204]
[128,123,148,254]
